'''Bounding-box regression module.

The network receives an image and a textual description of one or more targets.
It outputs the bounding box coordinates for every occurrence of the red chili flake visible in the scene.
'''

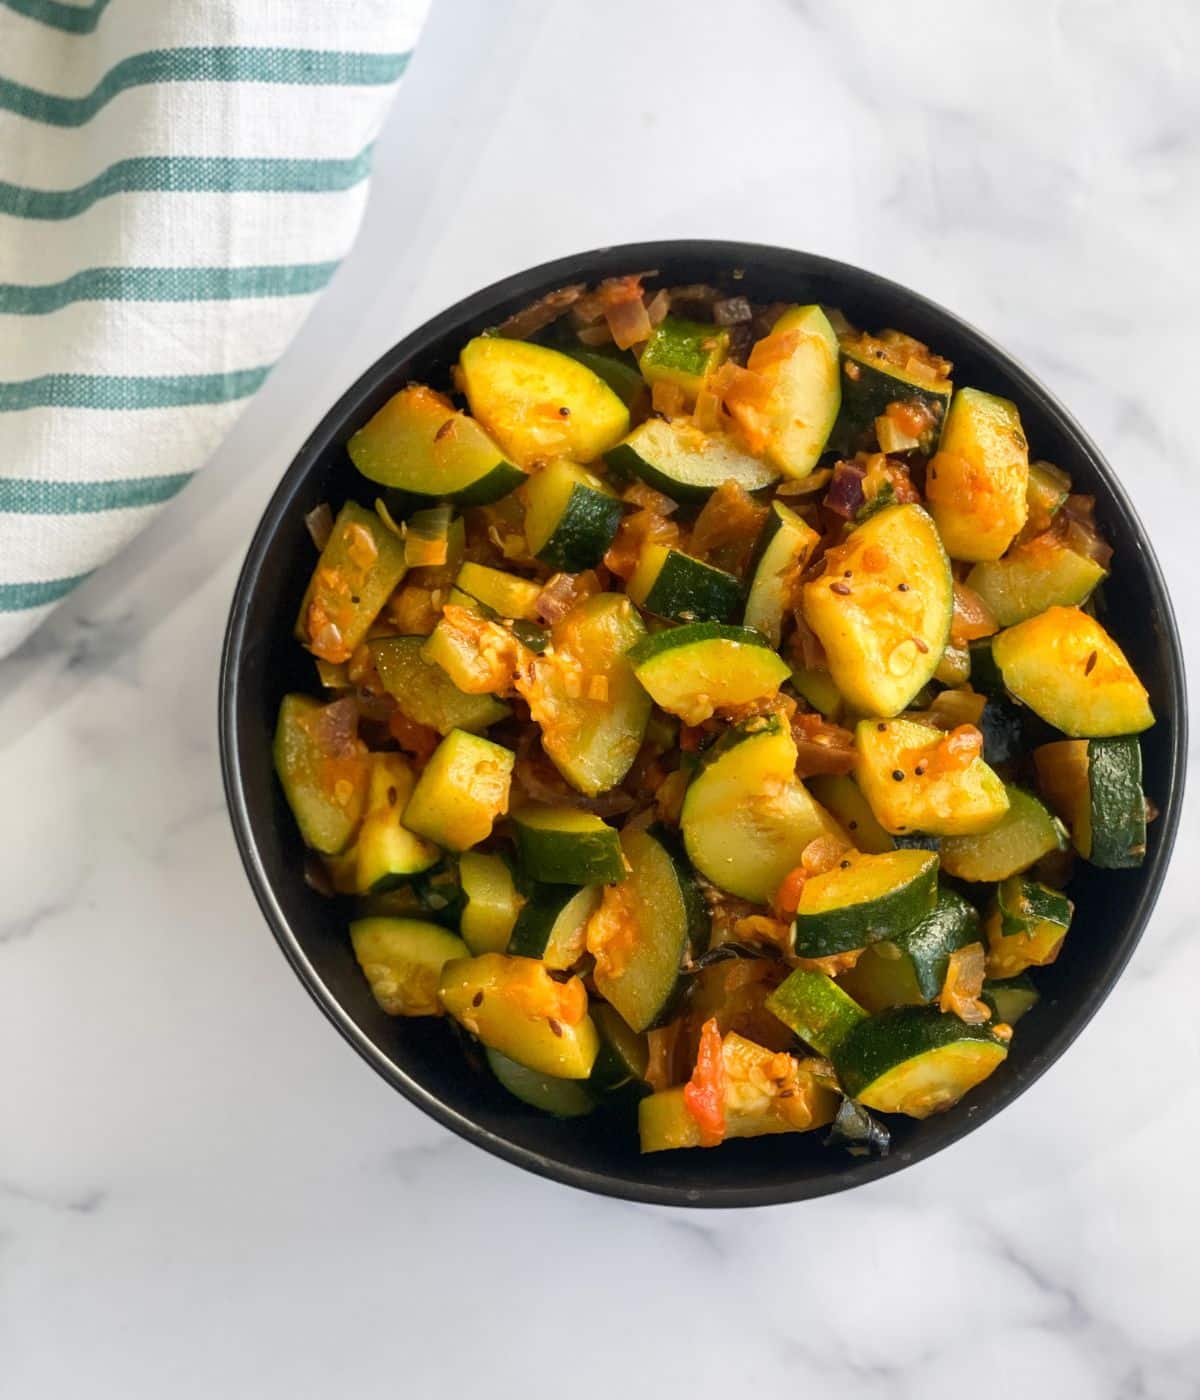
[913,638,930,654]
[548,1018,563,1038]
[1085,650,1098,675]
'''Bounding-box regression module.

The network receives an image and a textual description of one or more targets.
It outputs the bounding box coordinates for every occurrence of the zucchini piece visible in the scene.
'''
[981,974,1040,1026]
[808,774,896,854]
[273,694,369,855]
[592,823,709,1033]
[605,417,777,502]
[520,592,651,796]
[512,804,626,885]
[420,605,527,694]
[743,502,820,646]
[459,851,523,955]
[402,729,514,852]
[627,622,791,726]
[832,1007,1007,1117]
[1034,736,1147,868]
[350,917,468,1016]
[992,606,1154,737]
[791,849,939,958]
[680,715,847,903]
[926,387,1029,561]
[738,304,841,480]
[506,882,600,970]
[355,753,440,892]
[485,1048,595,1117]
[313,656,350,690]
[347,385,524,504]
[984,875,1073,977]
[802,503,953,717]
[837,887,980,1009]
[403,504,456,568]
[524,459,622,571]
[790,665,846,721]
[638,1033,839,1152]
[295,501,409,661]
[589,1002,650,1097]
[412,861,467,925]
[766,970,868,1058]
[454,561,542,621]
[458,337,630,468]
[626,545,741,624]
[854,717,1009,837]
[557,344,647,408]
[828,330,952,457]
[1026,460,1071,529]
[939,785,1066,882]
[637,316,729,402]
[438,953,599,1078]
[965,535,1106,627]
[370,636,510,735]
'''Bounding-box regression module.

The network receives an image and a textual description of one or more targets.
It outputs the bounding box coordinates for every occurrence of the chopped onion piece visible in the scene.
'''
[713,296,753,326]
[305,502,334,551]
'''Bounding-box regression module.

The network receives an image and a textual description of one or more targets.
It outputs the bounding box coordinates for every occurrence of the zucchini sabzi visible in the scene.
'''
[271,270,1158,1156]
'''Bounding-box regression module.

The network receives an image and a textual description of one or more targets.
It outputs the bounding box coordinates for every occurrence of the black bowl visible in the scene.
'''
[219,241,1187,1207]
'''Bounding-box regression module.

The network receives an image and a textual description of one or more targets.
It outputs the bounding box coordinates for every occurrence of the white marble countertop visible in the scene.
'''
[3,1,1198,1395]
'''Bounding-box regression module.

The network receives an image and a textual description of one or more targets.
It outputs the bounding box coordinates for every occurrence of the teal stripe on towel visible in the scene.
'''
[0,148,375,220]
[0,262,339,315]
[0,473,193,513]
[0,48,410,125]
[1,0,112,33]
[0,573,92,612]
[0,366,271,411]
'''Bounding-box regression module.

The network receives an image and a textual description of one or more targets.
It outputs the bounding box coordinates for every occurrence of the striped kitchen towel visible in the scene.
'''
[0,0,430,656]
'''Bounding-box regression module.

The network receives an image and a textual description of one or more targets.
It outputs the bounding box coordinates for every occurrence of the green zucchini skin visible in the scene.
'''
[593,823,710,1033]
[606,418,778,503]
[524,461,624,573]
[629,547,741,624]
[743,502,818,647]
[556,345,647,408]
[939,787,1067,883]
[791,852,940,958]
[637,316,729,397]
[766,970,868,1059]
[512,809,626,886]
[588,1002,651,1100]
[828,349,951,457]
[832,1006,1005,1103]
[506,883,599,964]
[996,877,1072,938]
[890,887,981,1002]
[838,886,979,1010]
[1087,737,1147,869]
[538,488,622,572]
[486,1048,596,1117]
[370,636,510,735]
[981,975,1040,1025]
[627,620,778,668]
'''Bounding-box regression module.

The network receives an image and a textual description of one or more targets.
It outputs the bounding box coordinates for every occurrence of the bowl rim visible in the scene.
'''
[219,239,1188,1207]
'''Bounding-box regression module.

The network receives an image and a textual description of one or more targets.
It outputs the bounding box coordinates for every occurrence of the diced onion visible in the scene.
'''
[305,502,334,551]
